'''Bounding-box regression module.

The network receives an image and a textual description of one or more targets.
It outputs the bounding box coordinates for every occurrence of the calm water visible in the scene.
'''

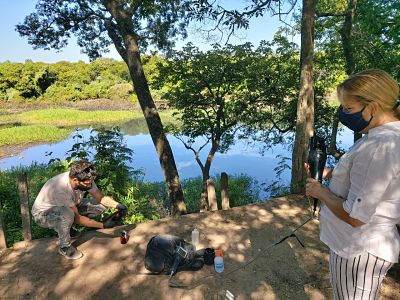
[0,121,354,197]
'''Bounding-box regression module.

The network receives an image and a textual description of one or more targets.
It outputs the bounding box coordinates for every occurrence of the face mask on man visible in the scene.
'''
[76,184,92,191]
[74,180,92,191]
[338,106,373,133]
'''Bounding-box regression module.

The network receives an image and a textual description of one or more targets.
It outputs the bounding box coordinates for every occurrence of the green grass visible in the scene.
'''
[0,125,71,146]
[0,108,141,127]
[0,108,178,147]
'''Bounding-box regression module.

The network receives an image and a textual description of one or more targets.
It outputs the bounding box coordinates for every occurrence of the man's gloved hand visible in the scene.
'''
[106,204,128,223]
[103,217,118,229]
[102,203,128,228]
[116,203,127,217]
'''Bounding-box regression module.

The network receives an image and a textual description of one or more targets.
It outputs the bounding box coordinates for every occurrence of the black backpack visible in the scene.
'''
[144,235,204,275]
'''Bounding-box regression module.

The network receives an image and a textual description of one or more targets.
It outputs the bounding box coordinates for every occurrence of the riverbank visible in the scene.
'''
[1,98,139,114]
[0,98,170,159]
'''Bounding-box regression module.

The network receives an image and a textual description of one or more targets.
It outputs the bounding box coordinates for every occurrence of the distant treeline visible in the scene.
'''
[0,56,162,103]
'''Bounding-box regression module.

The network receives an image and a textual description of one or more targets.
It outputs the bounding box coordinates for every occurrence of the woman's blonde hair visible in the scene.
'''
[337,69,400,118]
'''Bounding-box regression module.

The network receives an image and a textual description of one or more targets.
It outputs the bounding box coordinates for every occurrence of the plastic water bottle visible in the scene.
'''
[214,249,224,273]
[191,228,199,246]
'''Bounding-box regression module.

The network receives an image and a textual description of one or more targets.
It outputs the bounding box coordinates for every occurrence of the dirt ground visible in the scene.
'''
[0,195,399,300]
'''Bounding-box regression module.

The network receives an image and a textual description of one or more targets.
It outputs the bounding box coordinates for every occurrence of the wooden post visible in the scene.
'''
[207,179,218,211]
[220,172,230,210]
[0,210,7,249]
[18,173,32,241]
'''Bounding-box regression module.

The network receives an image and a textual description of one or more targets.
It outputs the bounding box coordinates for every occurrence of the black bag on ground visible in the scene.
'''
[144,234,204,275]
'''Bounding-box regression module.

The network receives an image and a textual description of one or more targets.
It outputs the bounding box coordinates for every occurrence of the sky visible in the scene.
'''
[0,1,298,63]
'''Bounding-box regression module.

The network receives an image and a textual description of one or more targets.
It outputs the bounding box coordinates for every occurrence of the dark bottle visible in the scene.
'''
[307,135,327,214]
[120,230,129,244]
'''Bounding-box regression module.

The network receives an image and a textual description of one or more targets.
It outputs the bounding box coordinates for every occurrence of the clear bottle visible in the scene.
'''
[191,228,199,246]
[214,249,224,273]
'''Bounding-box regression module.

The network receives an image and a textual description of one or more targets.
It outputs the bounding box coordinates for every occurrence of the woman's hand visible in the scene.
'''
[306,178,365,227]
[306,178,330,200]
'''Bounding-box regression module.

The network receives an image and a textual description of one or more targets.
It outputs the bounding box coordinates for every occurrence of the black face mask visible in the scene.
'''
[338,106,373,133]
[76,183,92,191]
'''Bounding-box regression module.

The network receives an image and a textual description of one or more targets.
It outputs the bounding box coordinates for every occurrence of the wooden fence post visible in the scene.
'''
[220,172,230,210]
[0,211,7,249]
[18,173,32,241]
[207,179,218,211]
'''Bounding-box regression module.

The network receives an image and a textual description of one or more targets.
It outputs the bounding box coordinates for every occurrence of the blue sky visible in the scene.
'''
[0,1,297,63]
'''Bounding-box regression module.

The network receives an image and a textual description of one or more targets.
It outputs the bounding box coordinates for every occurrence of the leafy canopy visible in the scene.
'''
[16,0,192,60]
[155,35,301,153]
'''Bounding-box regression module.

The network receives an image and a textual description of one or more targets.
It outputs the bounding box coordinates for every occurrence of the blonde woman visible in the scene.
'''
[306,69,400,299]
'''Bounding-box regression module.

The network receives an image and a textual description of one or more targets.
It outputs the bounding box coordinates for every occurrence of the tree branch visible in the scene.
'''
[316,11,346,18]
[104,19,128,63]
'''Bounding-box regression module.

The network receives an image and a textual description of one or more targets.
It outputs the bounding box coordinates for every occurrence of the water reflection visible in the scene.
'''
[0,119,355,195]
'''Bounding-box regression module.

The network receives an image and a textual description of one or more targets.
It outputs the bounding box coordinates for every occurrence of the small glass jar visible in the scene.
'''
[120,230,129,244]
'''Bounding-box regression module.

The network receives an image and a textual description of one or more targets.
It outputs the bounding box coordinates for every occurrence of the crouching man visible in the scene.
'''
[31,159,127,260]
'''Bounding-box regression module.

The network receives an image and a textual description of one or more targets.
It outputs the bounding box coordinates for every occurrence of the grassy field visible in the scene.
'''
[0,125,71,146]
[0,108,176,147]
[0,108,141,127]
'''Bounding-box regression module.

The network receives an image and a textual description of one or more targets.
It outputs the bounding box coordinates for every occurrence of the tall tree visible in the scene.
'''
[317,0,400,146]
[155,39,299,209]
[290,0,316,193]
[16,0,190,215]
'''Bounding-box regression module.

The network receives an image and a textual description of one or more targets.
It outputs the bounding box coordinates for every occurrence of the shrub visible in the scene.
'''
[107,83,133,100]
[0,164,59,246]
[43,83,84,101]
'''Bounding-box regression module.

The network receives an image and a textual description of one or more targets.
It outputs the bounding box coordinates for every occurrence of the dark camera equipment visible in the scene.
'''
[307,135,327,215]
[169,245,188,279]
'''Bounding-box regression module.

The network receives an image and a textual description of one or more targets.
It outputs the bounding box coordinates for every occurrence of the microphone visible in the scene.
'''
[307,135,327,215]
[169,245,188,279]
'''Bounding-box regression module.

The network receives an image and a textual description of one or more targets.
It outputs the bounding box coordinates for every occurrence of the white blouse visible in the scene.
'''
[320,121,400,262]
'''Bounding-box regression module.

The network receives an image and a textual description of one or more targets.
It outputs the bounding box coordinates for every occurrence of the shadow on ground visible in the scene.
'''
[0,195,399,300]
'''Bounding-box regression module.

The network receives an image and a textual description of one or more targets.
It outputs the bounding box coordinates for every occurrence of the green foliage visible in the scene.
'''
[0,57,161,103]
[119,187,161,224]
[354,0,400,78]
[156,36,302,152]
[0,164,59,246]
[263,155,292,198]
[50,127,139,198]
[154,36,303,195]
[315,0,400,80]
[107,83,134,100]
[0,158,259,246]
[16,0,192,60]
[165,175,260,213]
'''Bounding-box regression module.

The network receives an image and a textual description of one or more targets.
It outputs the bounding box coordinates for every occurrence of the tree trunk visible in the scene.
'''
[207,179,218,211]
[200,140,220,211]
[104,2,187,215]
[200,175,209,212]
[329,108,344,159]
[340,0,358,76]
[220,172,230,210]
[340,0,362,143]
[18,173,32,241]
[291,0,316,194]
[0,211,6,249]
[126,42,186,215]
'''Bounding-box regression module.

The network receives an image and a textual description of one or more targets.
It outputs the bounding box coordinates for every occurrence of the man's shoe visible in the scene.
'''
[58,245,83,260]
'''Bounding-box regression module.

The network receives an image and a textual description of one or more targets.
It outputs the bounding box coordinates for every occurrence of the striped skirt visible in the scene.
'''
[329,250,394,300]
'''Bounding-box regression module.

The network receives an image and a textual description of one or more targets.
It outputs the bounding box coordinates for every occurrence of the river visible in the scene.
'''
[0,120,354,197]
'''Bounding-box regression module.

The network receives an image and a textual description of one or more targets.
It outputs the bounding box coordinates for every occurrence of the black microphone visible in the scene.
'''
[307,135,327,215]
[169,246,188,279]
